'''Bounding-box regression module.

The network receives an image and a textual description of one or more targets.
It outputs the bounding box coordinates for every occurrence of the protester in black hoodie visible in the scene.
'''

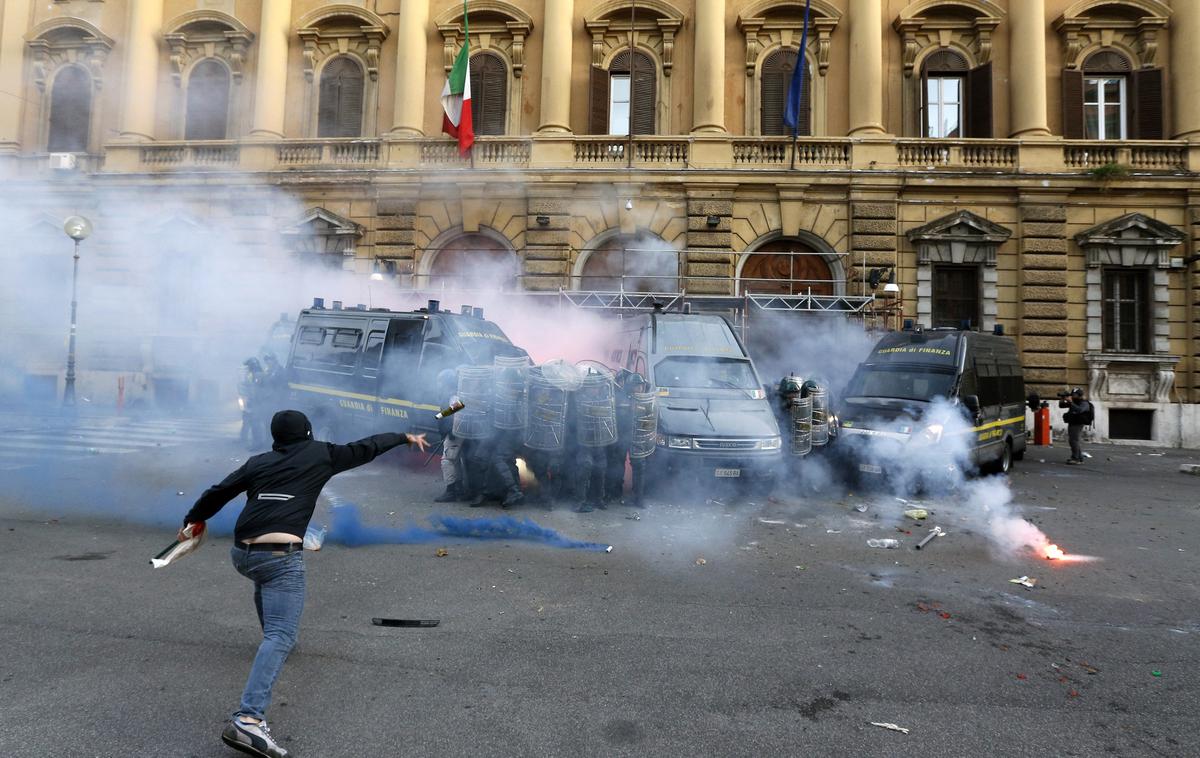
[181,410,427,758]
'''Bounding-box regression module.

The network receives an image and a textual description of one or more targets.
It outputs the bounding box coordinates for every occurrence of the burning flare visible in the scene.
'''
[1044,543,1065,560]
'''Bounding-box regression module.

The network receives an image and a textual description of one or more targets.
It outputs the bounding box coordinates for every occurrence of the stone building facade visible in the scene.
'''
[0,0,1198,446]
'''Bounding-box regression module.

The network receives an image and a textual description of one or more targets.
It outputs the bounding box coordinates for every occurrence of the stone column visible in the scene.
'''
[117,0,164,140]
[0,0,31,152]
[692,0,725,133]
[1172,0,1200,139]
[248,0,292,139]
[1008,0,1050,137]
[390,0,430,136]
[848,0,884,135]
[537,0,573,133]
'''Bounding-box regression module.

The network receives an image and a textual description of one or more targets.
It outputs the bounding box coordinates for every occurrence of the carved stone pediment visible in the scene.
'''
[163,11,253,85]
[1053,0,1170,69]
[1074,212,1183,268]
[26,19,114,91]
[283,208,364,260]
[907,210,1011,266]
[892,0,1005,76]
[296,4,390,82]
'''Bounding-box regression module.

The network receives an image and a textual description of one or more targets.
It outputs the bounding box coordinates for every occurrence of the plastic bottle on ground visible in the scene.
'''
[867,538,900,549]
[303,524,327,551]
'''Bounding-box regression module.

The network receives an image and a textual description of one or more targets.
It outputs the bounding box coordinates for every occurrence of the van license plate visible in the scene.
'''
[859,463,883,475]
[715,468,741,478]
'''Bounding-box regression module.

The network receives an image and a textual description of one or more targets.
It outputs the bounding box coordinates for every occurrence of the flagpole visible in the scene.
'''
[789,0,813,171]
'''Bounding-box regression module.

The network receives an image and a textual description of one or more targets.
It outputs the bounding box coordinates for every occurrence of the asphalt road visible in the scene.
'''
[1,422,1197,757]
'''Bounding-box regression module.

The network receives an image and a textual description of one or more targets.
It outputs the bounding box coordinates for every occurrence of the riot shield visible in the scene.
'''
[493,355,530,430]
[524,366,568,451]
[789,395,813,457]
[809,386,829,447]
[452,366,494,439]
[577,370,617,448]
[629,391,658,459]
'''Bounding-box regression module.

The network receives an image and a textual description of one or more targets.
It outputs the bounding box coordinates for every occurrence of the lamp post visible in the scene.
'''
[62,215,92,407]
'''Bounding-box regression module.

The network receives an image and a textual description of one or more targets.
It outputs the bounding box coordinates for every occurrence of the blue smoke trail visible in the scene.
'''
[328,503,610,552]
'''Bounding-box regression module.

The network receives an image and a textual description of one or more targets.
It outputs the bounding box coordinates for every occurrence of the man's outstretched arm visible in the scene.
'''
[329,432,429,475]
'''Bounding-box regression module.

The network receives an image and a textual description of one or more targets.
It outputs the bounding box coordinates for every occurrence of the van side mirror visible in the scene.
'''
[962,394,981,414]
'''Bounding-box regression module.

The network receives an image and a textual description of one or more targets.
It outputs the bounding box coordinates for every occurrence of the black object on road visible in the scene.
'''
[372,618,440,628]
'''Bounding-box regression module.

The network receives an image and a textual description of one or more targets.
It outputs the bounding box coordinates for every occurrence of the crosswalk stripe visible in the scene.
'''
[0,440,141,454]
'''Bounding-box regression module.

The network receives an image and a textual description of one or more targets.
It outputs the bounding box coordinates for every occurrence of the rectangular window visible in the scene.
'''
[609,74,631,136]
[1102,269,1149,353]
[925,77,962,138]
[1084,77,1126,140]
[931,265,980,329]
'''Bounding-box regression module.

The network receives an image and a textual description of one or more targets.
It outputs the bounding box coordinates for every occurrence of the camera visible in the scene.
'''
[1056,390,1072,398]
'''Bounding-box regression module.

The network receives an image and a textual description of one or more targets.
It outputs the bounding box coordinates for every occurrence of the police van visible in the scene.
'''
[611,311,782,486]
[284,298,527,441]
[835,327,1028,481]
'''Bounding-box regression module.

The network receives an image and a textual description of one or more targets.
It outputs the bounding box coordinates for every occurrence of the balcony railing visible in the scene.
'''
[95,135,1197,175]
[732,137,850,167]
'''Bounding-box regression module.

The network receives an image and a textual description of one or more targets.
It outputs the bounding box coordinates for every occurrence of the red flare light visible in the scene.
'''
[1044,543,1065,560]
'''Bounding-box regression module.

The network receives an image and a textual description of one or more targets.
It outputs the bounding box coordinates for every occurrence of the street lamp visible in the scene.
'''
[62,215,92,407]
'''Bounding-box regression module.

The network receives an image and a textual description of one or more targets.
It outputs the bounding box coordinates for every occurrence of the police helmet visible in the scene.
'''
[778,376,803,397]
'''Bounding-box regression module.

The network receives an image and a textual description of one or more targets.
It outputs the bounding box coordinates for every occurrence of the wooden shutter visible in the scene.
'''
[1132,68,1163,140]
[760,50,789,135]
[761,49,810,136]
[1061,68,1084,139]
[185,60,230,140]
[967,62,993,138]
[47,66,91,152]
[470,52,508,136]
[631,51,656,135]
[318,57,364,138]
[589,65,609,134]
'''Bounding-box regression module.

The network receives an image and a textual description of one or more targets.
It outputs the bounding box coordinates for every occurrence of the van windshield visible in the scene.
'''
[655,357,759,390]
[844,366,956,403]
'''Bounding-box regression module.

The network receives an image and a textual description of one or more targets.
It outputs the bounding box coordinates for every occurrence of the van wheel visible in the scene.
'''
[994,440,1013,475]
[313,415,338,443]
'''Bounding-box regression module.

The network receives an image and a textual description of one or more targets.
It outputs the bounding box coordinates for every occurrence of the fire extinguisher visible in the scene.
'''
[1034,402,1052,446]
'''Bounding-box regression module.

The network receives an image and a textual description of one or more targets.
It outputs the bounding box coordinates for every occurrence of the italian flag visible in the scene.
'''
[441,2,474,155]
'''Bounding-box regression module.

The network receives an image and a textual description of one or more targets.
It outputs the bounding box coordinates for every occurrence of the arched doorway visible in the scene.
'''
[578,232,678,292]
[427,232,521,291]
[738,237,838,296]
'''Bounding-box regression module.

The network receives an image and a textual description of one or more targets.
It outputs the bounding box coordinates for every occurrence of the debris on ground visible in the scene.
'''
[827,529,843,534]
[869,722,910,735]
[1009,576,1038,589]
[758,518,786,525]
[1180,464,1200,476]
[853,504,868,513]
[176,491,184,496]
[903,508,928,521]
[626,512,641,521]
[1016,673,1027,680]
[914,526,944,549]
[867,538,899,548]
[1152,670,1163,677]
[435,547,448,557]
[694,557,707,565]
[705,498,726,507]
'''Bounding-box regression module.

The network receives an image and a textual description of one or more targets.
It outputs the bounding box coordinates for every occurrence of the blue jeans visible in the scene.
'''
[230,546,306,720]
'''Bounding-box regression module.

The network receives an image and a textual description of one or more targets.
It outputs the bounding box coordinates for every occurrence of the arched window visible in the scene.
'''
[592,49,656,136]
[317,56,364,138]
[429,234,521,291]
[740,239,834,296]
[469,52,508,136]
[921,49,968,139]
[760,49,810,136]
[47,66,91,152]
[1081,51,1132,141]
[580,234,678,292]
[184,60,231,140]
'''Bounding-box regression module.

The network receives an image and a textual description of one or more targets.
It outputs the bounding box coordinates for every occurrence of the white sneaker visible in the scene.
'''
[221,718,290,758]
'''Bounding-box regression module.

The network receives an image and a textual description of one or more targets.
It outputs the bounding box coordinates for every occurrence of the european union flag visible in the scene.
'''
[782,0,813,137]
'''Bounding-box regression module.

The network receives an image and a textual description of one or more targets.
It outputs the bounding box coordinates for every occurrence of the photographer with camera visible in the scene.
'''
[1058,388,1094,465]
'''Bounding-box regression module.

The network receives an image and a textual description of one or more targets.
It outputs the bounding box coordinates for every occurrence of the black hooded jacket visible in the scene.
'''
[184,410,409,542]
